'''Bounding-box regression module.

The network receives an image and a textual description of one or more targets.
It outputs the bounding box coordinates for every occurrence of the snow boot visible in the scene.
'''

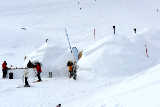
[73,73,77,80]
[24,84,30,87]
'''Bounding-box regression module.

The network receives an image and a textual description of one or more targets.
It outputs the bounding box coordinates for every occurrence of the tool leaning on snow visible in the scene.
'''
[65,29,82,80]
[7,67,29,70]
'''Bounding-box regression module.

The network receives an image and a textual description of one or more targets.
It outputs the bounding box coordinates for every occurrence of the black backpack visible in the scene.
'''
[27,60,35,68]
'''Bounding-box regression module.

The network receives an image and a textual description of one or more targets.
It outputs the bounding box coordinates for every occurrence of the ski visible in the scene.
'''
[16,85,32,88]
[32,79,48,83]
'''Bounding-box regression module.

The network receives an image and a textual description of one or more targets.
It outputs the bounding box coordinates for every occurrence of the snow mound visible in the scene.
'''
[78,29,160,80]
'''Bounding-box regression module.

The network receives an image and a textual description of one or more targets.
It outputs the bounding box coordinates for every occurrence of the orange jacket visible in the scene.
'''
[68,66,73,72]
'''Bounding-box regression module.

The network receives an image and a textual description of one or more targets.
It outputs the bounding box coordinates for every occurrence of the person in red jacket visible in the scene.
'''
[36,63,42,82]
[2,61,8,78]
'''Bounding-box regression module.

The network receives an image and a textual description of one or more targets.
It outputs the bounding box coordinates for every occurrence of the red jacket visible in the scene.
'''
[36,64,42,72]
[2,62,7,70]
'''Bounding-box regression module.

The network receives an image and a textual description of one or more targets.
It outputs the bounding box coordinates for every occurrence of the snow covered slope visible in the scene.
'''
[0,0,160,107]
[65,64,160,107]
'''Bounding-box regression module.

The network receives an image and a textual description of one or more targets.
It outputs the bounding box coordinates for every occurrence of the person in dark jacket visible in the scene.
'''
[36,63,42,82]
[133,28,137,34]
[113,25,116,35]
[2,61,8,78]
[67,61,77,80]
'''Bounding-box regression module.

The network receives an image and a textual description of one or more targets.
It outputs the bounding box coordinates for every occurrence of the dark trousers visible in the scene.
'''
[37,72,41,81]
[69,71,76,80]
[2,69,7,78]
[69,71,73,78]
[25,77,29,86]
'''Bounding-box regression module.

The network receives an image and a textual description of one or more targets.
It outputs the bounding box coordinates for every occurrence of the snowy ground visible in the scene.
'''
[0,0,160,107]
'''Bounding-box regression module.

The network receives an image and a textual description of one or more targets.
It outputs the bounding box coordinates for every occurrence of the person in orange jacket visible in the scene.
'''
[2,61,8,78]
[67,61,77,80]
[67,61,73,78]
[36,63,42,82]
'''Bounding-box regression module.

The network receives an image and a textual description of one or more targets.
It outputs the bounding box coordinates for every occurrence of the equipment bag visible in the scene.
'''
[9,72,13,79]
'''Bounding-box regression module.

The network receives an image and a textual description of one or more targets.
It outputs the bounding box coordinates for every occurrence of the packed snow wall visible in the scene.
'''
[78,29,160,80]
[22,43,75,79]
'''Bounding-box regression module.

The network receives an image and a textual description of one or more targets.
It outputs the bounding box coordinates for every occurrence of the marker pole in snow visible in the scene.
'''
[94,28,96,40]
[156,8,159,13]
[145,44,149,58]
[65,28,77,61]
[77,0,82,10]
[65,28,72,53]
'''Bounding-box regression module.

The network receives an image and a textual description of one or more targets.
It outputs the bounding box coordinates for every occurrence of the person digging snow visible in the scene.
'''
[67,61,73,78]
[2,61,8,78]
[36,63,42,82]
[67,61,77,80]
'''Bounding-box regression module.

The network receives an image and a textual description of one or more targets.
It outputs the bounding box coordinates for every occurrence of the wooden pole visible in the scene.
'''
[94,28,96,40]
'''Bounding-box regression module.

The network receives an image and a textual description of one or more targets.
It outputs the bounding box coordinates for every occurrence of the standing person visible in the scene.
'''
[2,61,8,78]
[36,63,42,82]
[133,28,137,34]
[45,38,48,43]
[113,25,116,35]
